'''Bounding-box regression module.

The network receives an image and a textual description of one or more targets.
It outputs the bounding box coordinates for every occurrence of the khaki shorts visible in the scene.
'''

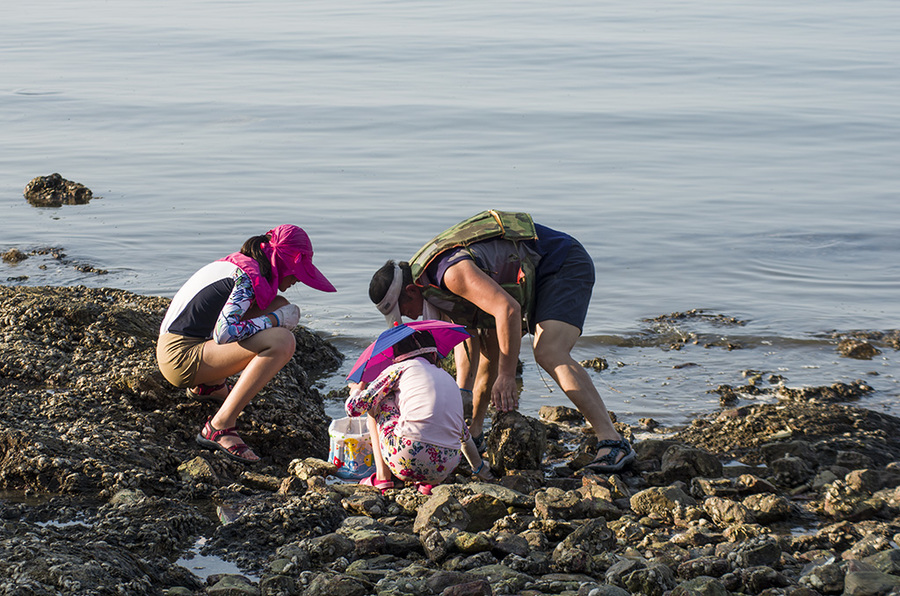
[156,333,208,388]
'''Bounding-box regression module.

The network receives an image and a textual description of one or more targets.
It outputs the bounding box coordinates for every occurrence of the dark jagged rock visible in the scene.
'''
[675,401,900,466]
[23,173,94,207]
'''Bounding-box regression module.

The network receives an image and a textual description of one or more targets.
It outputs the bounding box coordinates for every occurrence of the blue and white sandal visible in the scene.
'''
[582,439,636,473]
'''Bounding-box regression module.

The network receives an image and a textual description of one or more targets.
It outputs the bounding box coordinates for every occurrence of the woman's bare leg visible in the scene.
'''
[187,296,291,398]
[194,326,296,460]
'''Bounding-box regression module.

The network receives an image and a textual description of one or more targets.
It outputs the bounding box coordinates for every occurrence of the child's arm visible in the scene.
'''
[345,368,402,417]
[461,437,494,481]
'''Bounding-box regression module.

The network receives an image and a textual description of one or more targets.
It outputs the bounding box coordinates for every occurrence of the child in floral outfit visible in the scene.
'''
[346,331,493,494]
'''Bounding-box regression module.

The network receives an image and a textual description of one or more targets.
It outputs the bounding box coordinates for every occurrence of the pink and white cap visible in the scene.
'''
[264,224,336,293]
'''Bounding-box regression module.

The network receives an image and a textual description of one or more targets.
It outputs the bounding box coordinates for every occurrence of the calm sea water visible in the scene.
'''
[3,0,899,426]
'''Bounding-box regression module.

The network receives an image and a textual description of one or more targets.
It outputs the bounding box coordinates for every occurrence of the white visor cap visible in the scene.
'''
[375,263,404,327]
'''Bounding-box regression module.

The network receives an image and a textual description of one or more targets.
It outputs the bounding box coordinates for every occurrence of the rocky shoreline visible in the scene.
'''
[1,285,899,596]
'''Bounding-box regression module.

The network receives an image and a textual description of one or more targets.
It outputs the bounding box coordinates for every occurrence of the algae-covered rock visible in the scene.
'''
[24,173,93,207]
[486,410,547,473]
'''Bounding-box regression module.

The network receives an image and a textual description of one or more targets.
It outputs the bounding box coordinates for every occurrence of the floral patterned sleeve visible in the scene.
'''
[213,269,276,343]
[345,366,403,417]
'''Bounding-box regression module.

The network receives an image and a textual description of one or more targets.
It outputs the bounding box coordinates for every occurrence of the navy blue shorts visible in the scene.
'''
[529,239,595,333]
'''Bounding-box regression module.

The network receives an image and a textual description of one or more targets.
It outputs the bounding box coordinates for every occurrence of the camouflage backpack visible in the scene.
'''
[409,210,538,330]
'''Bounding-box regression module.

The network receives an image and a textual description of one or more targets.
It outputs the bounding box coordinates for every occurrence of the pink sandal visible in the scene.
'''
[359,473,393,494]
[196,417,259,464]
[186,382,231,403]
[415,482,433,495]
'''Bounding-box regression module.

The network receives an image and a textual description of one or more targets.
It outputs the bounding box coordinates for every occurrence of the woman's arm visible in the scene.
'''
[213,270,277,343]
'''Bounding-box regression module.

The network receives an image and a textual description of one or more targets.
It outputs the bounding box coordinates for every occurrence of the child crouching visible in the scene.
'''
[345,330,494,494]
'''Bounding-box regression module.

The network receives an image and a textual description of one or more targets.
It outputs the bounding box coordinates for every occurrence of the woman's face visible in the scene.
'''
[279,274,299,292]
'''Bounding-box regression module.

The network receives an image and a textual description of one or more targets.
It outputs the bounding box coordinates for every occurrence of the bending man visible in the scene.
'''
[368,210,633,473]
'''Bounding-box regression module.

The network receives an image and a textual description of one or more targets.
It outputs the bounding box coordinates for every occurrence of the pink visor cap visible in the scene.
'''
[266,225,337,293]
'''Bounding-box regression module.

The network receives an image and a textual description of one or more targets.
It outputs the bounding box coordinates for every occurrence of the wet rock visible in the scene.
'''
[842,533,895,562]
[208,575,261,595]
[302,572,370,596]
[492,531,530,558]
[288,457,337,481]
[446,550,498,573]
[258,574,299,595]
[341,489,385,517]
[670,576,731,596]
[837,450,876,470]
[304,532,356,566]
[485,410,547,474]
[671,526,723,548]
[2,248,28,264]
[776,380,873,404]
[539,404,585,423]
[622,563,677,596]
[656,444,724,484]
[742,493,792,524]
[465,564,533,594]
[370,564,434,595]
[736,473,779,495]
[454,531,492,554]
[419,527,454,562]
[770,454,815,488]
[837,338,881,360]
[534,486,585,520]
[843,560,900,596]
[760,440,816,465]
[677,556,731,579]
[798,558,844,594]
[864,548,900,575]
[413,492,471,533]
[582,586,630,596]
[423,570,480,593]
[551,517,615,573]
[637,417,660,431]
[439,579,492,596]
[178,456,219,484]
[580,357,608,371]
[704,495,756,526]
[676,401,900,468]
[7,284,900,595]
[727,565,791,593]
[604,557,647,587]
[630,486,698,520]
[731,536,782,568]
[23,173,93,207]
[820,479,884,521]
[459,493,508,532]
[844,468,900,494]
[633,438,680,465]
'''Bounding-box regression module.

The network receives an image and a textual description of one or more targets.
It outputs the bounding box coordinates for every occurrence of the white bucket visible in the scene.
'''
[327,417,376,480]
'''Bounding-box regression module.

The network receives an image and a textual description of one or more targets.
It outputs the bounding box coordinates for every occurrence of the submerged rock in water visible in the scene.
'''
[1,248,28,264]
[23,173,94,207]
[837,338,882,360]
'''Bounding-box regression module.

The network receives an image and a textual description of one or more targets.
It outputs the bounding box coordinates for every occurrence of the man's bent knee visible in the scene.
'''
[533,342,570,370]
